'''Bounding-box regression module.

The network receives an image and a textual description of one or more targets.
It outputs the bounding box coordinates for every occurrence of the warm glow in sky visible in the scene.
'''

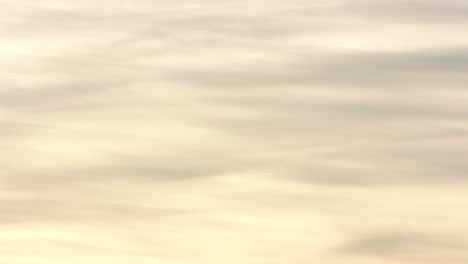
[1,0,468,263]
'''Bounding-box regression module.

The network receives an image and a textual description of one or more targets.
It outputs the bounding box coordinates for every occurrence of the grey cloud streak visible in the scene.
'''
[348,0,468,23]
[341,232,468,264]
[170,48,468,89]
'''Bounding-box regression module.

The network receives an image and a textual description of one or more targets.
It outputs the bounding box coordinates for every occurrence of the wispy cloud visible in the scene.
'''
[1,0,467,263]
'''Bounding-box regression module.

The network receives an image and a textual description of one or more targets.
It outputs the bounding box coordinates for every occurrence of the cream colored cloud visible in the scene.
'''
[1,0,467,263]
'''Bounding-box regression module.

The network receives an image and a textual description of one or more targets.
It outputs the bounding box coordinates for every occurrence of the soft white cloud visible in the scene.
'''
[1,0,467,263]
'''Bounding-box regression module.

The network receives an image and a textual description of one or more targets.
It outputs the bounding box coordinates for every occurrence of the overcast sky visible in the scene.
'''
[1,0,468,263]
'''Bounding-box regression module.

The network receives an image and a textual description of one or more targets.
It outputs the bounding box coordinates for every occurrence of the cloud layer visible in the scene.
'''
[1,0,467,263]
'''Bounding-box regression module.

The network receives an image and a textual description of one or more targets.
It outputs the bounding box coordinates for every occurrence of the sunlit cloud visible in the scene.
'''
[1,0,467,263]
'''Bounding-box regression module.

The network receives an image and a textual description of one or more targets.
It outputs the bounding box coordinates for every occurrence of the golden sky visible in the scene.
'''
[1,0,468,263]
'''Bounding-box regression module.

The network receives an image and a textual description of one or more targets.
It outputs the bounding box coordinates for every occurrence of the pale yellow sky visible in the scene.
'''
[1,0,468,263]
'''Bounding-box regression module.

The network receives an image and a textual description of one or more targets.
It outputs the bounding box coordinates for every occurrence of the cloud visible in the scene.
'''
[1,0,468,264]
[341,232,468,263]
[349,0,468,23]
[169,48,468,88]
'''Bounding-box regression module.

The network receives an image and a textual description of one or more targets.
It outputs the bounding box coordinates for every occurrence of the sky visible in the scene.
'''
[1,0,468,263]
